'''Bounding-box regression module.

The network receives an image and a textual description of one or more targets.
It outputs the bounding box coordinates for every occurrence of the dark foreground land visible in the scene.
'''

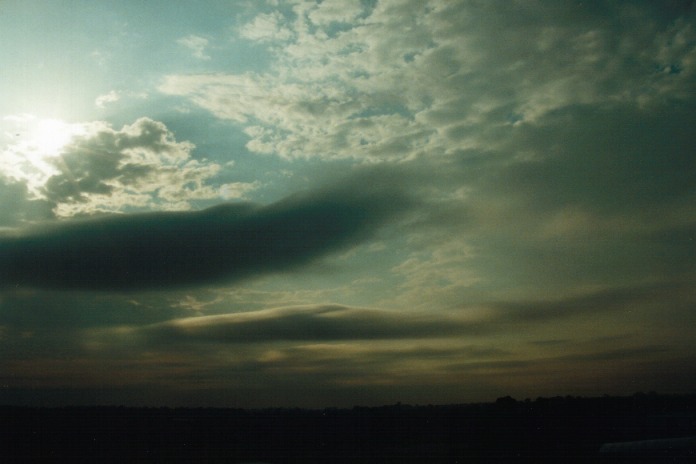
[2,393,696,463]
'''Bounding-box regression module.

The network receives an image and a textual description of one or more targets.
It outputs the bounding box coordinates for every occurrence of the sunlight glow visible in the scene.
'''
[0,115,87,196]
[29,119,78,157]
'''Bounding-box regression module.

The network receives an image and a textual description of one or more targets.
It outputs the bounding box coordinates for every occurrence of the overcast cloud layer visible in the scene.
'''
[0,0,695,407]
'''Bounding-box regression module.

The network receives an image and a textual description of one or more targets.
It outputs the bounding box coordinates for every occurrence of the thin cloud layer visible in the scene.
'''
[0,173,412,290]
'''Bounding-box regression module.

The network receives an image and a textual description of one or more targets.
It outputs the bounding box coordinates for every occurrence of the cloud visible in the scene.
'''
[155,0,696,308]
[239,11,294,42]
[0,177,53,226]
[94,90,120,108]
[423,101,696,297]
[94,90,147,108]
[72,281,695,403]
[485,281,693,324]
[307,0,364,26]
[0,171,413,290]
[0,117,196,215]
[2,279,694,406]
[37,117,250,216]
[487,102,696,216]
[161,0,696,163]
[140,304,468,343]
[85,279,696,348]
[4,0,696,408]
[177,34,211,60]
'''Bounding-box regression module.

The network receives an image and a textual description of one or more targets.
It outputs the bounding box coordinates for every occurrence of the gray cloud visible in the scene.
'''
[409,100,696,299]
[0,178,54,226]
[447,346,674,378]
[94,280,696,348]
[0,290,187,329]
[43,118,191,204]
[33,117,236,217]
[0,171,412,290]
[489,102,696,214]
[2,280,693,407]
[487,281,686,323]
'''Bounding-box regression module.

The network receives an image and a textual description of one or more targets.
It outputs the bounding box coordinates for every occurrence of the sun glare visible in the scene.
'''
[29,119,76,155]
[1,115,87,194]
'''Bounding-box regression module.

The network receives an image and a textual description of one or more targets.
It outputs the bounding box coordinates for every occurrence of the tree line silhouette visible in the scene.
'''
[2,392,695,462]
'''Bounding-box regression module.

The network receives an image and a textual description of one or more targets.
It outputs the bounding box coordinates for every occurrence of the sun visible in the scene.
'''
[1,115,86,194]
[28,119,78,157]
[20,117,84,182]
[4,114,86,158]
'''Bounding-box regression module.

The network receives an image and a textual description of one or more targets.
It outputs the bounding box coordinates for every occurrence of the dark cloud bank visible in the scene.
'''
[0,177,411,290]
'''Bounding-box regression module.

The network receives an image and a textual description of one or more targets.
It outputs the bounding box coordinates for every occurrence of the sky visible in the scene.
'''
[0,0,695,408]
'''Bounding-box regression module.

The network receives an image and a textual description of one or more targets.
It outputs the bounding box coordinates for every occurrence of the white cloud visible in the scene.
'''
[307,0,363,26]
[177,34,211,60]
[160,1,695,165]
[239,11,294,42]
[94,90,148,109]
[95,90,120,108]
[219,180,261,200]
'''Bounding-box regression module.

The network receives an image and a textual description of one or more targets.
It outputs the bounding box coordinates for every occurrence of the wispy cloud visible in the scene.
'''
[94,90,147,109]
[177,34,211,60]
[94,90,120,108]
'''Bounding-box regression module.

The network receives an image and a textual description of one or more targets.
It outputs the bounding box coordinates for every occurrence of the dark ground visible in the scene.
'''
[2,393,695,463]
